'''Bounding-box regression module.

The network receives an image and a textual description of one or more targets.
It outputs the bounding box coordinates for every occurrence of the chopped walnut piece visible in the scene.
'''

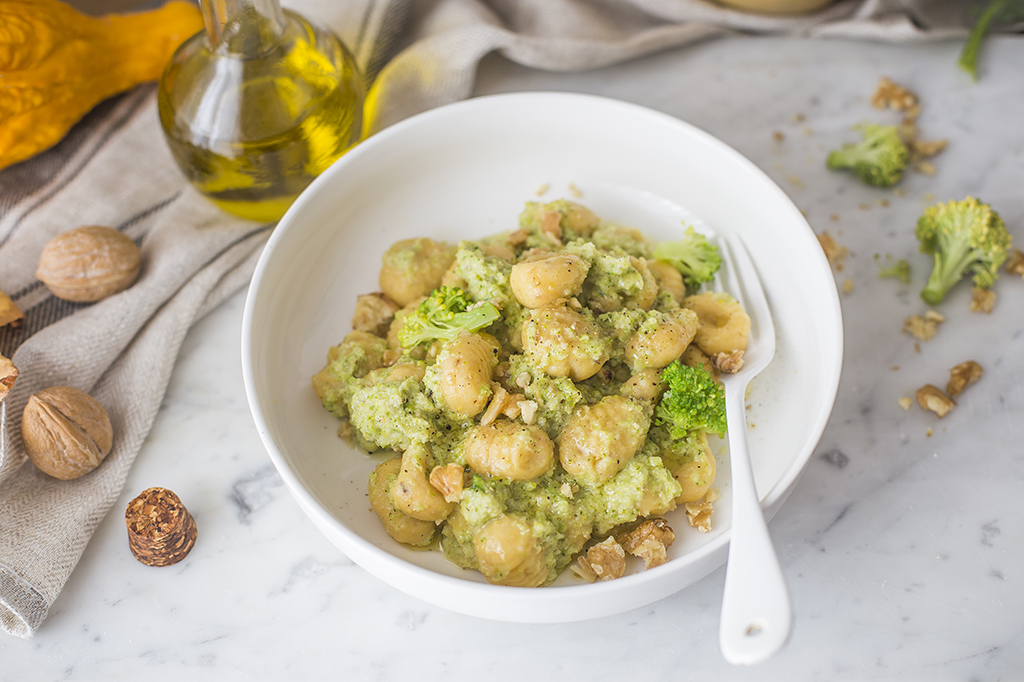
[947,361,982,398]
[540,211,563,246]
[519,400,538,425]
[685,490,718,534]
[351,293,400,337]
[713,350,745,374]
[898,397,913,410]
[916,384,955,418]
[903,310,944,342]
[617,518,675,569]
[817,232,848,272]
[429,463,465,503]
[0,290,23,328]
[909,138,947,159]
[1005,249,1024,277]
[872,77,918,112]
[969,287,996,313]
[515,372,531,390]
[574,537,626,583]
[507,229,528,246]
[0,354,18,401]
[381,348,402,367]
[480,383,526,425]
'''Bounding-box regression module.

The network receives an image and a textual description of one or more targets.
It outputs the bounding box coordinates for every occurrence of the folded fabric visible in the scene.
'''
[0,0,975,638]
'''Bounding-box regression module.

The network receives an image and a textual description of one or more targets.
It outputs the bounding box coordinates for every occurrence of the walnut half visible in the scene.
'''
[573,536,626,583]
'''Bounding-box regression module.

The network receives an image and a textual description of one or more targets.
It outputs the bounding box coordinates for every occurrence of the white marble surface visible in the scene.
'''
[4,36,1024,680]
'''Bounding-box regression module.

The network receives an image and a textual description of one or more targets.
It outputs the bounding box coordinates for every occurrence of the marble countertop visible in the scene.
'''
[3,35,1023,680]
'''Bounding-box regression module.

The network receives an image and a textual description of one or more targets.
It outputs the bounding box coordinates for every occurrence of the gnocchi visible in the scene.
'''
[315,199,754,585]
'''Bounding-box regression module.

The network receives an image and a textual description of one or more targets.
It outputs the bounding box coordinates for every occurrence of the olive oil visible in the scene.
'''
[158,2,364,222]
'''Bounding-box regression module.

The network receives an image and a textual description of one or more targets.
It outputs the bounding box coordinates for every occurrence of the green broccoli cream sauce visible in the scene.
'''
[314,198,730,586]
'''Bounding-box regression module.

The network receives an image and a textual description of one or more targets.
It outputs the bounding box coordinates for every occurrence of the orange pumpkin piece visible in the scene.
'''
[0,0,203,171]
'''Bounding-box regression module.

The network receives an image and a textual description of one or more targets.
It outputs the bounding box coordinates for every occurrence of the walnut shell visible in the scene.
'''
[36,226,141,302]
[22,386,113,480]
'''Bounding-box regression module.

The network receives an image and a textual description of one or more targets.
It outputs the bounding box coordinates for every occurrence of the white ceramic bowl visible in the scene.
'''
[242,92,843,623]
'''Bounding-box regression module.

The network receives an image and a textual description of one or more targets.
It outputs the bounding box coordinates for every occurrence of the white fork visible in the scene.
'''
[713,235,791,665]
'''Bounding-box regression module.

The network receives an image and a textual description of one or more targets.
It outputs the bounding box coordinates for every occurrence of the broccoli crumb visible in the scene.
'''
[827,123,909,187]
[875,254,911,283]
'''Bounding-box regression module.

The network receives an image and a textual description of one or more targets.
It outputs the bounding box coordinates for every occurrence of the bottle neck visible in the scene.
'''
[200,0,288,55]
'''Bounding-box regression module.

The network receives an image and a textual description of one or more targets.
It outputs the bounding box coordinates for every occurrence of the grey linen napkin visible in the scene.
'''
[0,0,985,638]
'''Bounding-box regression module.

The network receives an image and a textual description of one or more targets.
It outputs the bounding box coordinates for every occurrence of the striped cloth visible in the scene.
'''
[0,0,981,638]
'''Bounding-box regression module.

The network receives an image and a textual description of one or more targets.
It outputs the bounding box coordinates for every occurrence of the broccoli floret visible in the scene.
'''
[398,286,500,348]
[874,254,911,284]
[916,197,1012,305]
[652,226,722,290]
[653,360,727,439]
[826,123,909,187]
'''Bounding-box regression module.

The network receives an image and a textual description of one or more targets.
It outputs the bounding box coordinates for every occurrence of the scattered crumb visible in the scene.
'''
[899,397,913,410]
[817,231,849,271]
[947,361,982,398]
[903,310,944,342]
[872,77,918,112]
[926,428,933,437]
[916,384,955,418]
[923,192,935,202]
[830,214,841,222]
[877,198,890,207]
[893,188,908,197]
[969,286,996,313]
[788,175,805,190]
[916,161,937,175]
[535,182,550,196]
[915,342,921,354]
[842,278,854,294]
[1005,249,1024,277]
[891,365,900,371]
[858,203,871,211]
[773,131,785,142]
[794,113,806,122]
[568,183,583,198]
[803,126,814,136]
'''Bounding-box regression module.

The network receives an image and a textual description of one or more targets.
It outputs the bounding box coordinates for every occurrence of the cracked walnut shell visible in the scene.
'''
[22,386,113,480]
[36,226,141,302]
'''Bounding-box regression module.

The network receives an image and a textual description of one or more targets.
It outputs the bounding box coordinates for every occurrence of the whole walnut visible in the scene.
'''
[22,386,113,480]
[36,226,141,302]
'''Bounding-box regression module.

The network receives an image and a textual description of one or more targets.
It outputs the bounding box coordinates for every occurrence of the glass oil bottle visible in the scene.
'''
[158,0,365,222]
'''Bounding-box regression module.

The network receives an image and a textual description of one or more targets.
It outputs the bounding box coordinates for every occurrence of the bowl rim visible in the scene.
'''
[241,91,844,615]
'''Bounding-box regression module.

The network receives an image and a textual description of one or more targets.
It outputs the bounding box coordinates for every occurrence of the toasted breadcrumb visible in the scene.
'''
[899,397,913,410]
[817,232,849,271]
[916,384,955,418]
[842,278,854,294]
[617,518,676,568]
[926,428,933,437]
[872,77,918,112]
[969,287,996,314]
[947,361,982,398]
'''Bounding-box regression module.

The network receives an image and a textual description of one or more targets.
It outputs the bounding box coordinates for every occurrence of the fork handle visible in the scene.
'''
[719,383,792,665]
